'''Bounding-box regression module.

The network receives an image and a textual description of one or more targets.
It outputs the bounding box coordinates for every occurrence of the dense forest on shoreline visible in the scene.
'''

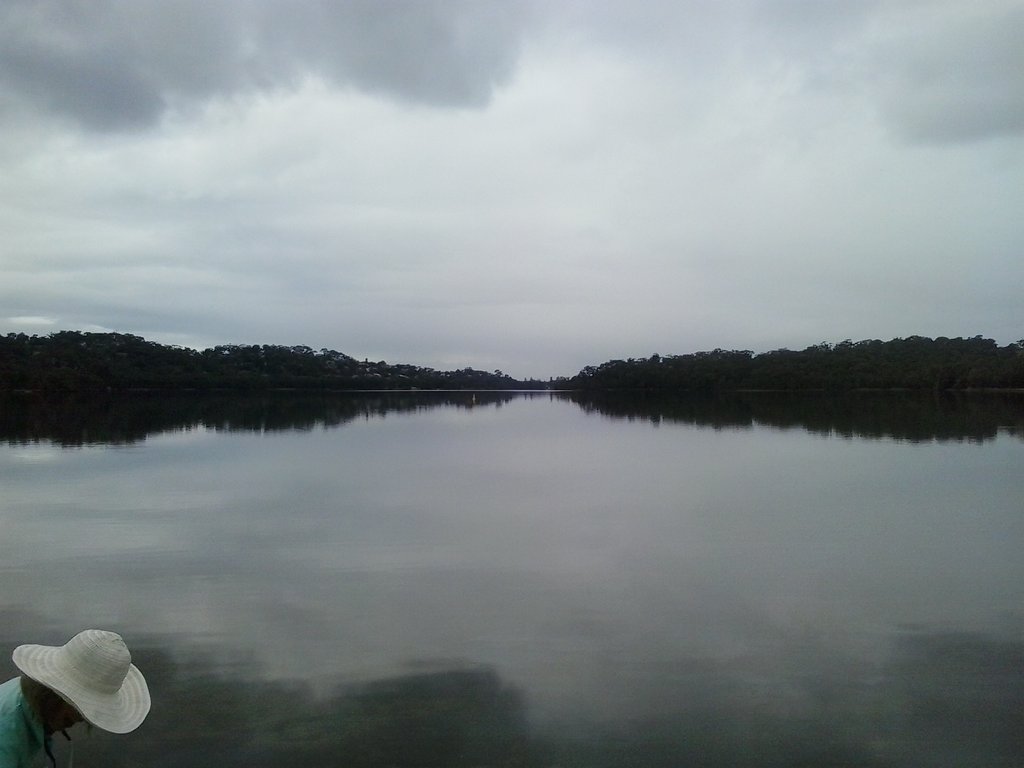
[0,331,545,391]
[1,331,1022,392]
[564,336,1024,391]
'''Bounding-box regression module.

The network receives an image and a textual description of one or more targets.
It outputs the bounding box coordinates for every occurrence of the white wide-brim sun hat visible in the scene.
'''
[13,629,151,734]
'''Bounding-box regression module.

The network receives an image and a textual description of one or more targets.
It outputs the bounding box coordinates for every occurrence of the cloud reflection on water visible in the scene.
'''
[1,392,1022,765]
[1,612,1020,767]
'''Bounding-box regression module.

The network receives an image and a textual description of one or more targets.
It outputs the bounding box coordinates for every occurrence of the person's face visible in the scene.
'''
[52,700,84,732]
[42,694,84,733]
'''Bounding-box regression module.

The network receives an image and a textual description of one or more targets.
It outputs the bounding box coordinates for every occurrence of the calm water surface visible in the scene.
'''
[1,391,1021,767]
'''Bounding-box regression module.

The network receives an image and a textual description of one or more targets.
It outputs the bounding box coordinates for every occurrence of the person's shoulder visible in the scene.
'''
[0,678,22,712]
[0,677,34,768]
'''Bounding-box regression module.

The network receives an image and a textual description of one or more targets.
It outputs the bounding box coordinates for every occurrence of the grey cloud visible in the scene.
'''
[0,44,164,131]
[1,0,1020,375]
[751,1,1024,145]
[871,4,1024,144]
[7,0,1020,146]
[259,1,527,107]
[0,0,528,131]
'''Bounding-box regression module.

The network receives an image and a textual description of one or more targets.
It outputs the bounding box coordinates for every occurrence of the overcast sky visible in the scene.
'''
[1,0,1021,378]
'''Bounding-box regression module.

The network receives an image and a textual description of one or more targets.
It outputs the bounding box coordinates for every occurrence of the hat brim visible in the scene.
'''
[13,643,150,734]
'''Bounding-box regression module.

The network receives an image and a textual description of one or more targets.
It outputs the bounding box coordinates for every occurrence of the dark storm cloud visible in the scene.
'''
[0,0,527,130]
[3,0,1020,143]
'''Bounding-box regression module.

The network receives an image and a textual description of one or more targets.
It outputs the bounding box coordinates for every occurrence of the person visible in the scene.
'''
[0,629,150,768]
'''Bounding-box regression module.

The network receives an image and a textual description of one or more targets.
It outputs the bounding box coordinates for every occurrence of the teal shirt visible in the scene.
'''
[0,677,45,768]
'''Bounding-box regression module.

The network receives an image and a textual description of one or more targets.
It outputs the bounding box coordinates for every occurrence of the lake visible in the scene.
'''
[1,390,1022,767]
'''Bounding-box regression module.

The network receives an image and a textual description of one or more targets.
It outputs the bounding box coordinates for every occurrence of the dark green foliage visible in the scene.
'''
[4,331,1021,392]
[0,331,546,391]
[565,336,1024,391]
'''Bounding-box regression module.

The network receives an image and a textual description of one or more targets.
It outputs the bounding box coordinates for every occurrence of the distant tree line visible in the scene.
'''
[0,331,547,391]
[564,336,1024,391]
[5,331,1023,393]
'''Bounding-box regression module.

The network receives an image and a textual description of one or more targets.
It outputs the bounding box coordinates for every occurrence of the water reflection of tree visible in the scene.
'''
[3,390,1022,447]
[0,391,524,446]
[566,391,1024,443]
[1,618,1020,767]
